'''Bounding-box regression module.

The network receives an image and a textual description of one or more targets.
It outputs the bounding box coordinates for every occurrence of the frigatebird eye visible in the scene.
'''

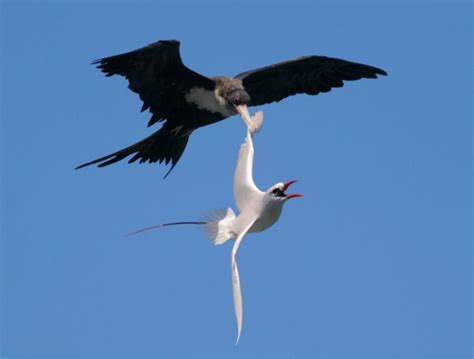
[233,98,241,105]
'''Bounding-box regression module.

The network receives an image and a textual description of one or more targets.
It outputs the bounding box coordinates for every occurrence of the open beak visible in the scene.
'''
[282,180,303,200]
[234,104,254,129]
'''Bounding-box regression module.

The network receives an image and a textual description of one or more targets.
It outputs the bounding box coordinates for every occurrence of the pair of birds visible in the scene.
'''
[78,39,387,343]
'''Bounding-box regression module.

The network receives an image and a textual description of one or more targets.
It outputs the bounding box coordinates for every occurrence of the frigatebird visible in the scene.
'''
[76,40,387,176]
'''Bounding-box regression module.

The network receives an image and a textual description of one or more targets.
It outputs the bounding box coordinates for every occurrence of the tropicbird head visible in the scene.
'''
[265,179,303,203]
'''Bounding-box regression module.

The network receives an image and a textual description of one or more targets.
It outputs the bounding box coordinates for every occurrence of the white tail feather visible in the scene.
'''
[204,208,236,245]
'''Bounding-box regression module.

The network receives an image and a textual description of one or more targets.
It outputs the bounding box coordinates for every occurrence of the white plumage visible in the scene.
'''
[207,111,302,343]
[128,111,302,344]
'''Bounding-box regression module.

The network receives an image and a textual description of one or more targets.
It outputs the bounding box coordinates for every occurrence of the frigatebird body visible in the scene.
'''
[76,40,387,176]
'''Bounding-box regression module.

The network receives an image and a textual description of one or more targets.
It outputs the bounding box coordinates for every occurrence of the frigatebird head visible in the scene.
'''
[226,88,251,108]
[267,180,303,202]
[223,87,254,128]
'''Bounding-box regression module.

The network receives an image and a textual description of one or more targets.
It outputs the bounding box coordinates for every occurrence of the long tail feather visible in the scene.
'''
[127,221,206,237]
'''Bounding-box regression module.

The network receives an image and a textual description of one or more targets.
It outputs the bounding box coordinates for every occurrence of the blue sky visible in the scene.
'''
[1,1,472,358]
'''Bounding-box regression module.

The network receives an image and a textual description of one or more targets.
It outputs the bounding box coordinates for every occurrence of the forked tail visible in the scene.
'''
[75,121,192,178]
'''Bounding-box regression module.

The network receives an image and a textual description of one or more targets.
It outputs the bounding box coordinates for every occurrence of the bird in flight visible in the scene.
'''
[128,112,302,343]
[76,39,387,176]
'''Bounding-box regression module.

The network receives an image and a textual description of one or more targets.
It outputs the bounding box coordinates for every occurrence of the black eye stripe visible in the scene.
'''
[271,188,284,196]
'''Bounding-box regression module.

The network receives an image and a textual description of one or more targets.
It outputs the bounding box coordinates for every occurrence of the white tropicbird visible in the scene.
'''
[128,111,302,344]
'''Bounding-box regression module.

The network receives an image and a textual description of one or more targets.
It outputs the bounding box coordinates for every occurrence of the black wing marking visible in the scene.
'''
[234,56,387,106]
[93,40,216,127]
[75,121,193,178]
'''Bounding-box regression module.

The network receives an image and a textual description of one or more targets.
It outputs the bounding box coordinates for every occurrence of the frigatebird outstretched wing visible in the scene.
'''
[234,56,387,106]
[77,40,217,175]
[94,40,215,127]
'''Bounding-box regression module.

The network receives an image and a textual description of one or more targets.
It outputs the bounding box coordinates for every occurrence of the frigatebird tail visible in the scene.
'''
[75,122,191,178]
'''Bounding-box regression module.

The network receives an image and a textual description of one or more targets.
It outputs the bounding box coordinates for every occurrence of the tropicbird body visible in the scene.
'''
[213,111,302,343]
[128,111,301,343]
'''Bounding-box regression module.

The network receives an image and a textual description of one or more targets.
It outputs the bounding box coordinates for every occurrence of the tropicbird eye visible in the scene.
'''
[271,188,283,197]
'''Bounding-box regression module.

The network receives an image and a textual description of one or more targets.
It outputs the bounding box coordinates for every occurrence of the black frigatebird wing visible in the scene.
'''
[234,56,387,106]
[76,40,216,176]
[93,40,216,126]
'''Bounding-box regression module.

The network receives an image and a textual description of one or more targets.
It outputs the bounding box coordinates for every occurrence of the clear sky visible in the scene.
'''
[1,1,472,358]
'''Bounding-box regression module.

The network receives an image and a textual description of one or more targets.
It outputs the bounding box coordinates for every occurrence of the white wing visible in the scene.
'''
[235,107,264,135]
[231,218,256,345]
[249,111,264,135]
[233,141,262,214]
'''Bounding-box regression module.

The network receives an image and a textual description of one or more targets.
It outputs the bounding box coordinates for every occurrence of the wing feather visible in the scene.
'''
[78,40,219,173]
[233,130,261,212]
[234,56,387,106]
[231,219,256,345]
[92,40,216,126]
